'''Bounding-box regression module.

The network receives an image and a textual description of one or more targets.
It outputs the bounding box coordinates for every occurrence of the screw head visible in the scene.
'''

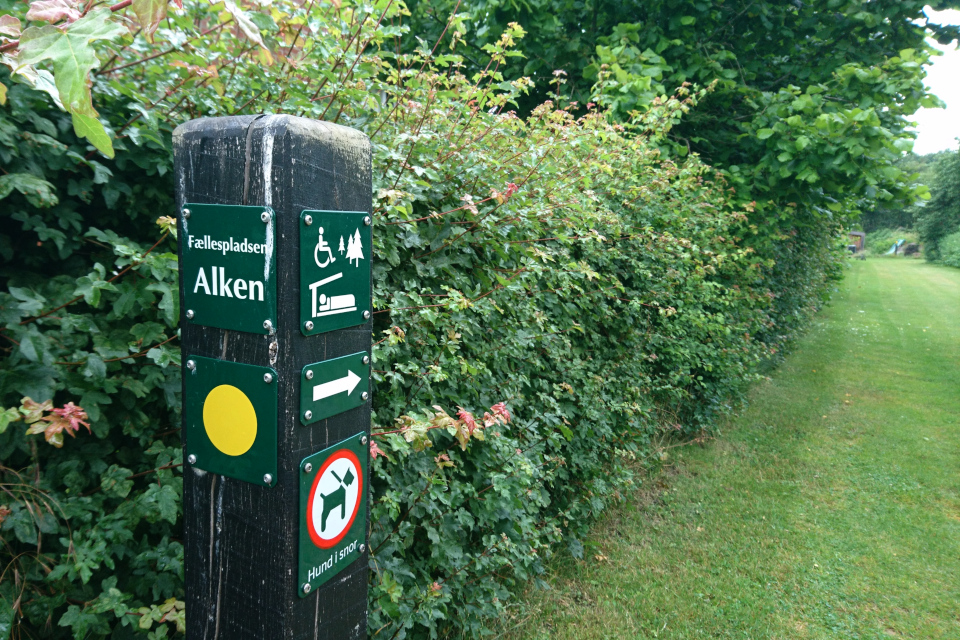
[186,360,196,371]
[263,473,273,484]
[304,410,313,420]
[187,454,197,465]
[304,321,314,331]
[362,355,370,365]
[302,583,312,594]
[304,215,313,226]
[264,319,274,332]
[185,309,195,319]
[363,216,372,226]
[303,462,313,474]
[359,544,366,553]
[306,370,314,380]
[182,208,191,219]
[263,373,274,384]
[363,310,371,320]
[261,211,271,223]
[360,435,368,446]
[361,391,369,401]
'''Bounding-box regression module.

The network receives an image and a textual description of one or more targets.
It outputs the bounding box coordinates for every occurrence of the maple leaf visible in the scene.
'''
[214,0,272,63]
[369,439,389,461]
[491,402,511,423]
[20,397,52,424]
[18,9,127,156]
[26,0,83,24]
[132,0,170,44]
[457,407,478,435]
[0,15,21,38]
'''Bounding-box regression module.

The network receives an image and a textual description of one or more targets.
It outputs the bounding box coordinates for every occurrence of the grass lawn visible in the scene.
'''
[501,258,960,640]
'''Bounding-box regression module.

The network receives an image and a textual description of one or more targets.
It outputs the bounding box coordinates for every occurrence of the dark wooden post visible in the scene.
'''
[175,115,372,639]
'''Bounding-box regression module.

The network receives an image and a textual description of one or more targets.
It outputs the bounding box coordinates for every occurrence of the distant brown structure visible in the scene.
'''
[848,231,865,252]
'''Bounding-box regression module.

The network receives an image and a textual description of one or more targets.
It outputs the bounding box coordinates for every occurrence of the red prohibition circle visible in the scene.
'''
[306,448,363,549]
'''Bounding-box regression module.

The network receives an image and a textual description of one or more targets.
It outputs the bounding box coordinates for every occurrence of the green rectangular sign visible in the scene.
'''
[181,203,277,334]
[300,352,370,426]
[299,210,371,336]
[183,355,278,487]
[298,432,368,596]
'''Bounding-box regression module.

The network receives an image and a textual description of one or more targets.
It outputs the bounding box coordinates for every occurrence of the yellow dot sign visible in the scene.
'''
[203,385,257,456]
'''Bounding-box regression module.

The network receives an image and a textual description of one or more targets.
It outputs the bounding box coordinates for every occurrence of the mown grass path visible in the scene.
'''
[506,259,960,639]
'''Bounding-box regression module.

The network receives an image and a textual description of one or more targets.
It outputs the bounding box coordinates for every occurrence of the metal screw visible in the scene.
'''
[360,435,368,446]
[263,373,274,384]
[187,454,197,465]
[304,410,313,420]
[361,392,369,401]
[304,215,313,226]
[303,462,313,474]
[362,355,370,365]
[186,360,196,371]
[363,216,372,226]
[264,319,274,332]
[263,473,273,484]
[359,544,366,553]
[306,370,314,380]
[304,321,314,331]
[182,208,191,219]
[186,309,195,319]
[302,583,312,594]
[363,310,371,320]
[261,211,271,223]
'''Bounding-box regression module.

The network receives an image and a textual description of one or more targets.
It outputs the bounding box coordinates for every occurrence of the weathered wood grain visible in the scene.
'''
[175,115,372,640]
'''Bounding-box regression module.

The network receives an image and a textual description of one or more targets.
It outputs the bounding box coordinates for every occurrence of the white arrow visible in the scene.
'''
[313,370,362,401]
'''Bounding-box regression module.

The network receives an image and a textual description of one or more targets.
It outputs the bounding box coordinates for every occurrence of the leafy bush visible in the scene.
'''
[939,230,960,268]
[0,0,852,638]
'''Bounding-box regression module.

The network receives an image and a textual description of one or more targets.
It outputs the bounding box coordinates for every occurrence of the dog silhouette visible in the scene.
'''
[320,467,355,533]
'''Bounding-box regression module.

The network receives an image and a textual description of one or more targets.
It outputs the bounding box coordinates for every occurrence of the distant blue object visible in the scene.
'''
[885,239,905,255]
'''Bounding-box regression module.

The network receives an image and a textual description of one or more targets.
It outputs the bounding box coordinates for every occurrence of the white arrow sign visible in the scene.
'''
[313,370,362,401]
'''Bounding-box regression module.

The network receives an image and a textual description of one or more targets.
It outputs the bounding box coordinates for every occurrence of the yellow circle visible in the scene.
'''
[203,385,257,456]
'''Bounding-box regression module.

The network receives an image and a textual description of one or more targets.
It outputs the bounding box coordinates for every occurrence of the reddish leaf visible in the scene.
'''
[25,0,83,24]
[0,15,22,38]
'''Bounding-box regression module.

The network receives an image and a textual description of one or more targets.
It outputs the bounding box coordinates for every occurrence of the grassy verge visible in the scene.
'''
[500,258,960,639]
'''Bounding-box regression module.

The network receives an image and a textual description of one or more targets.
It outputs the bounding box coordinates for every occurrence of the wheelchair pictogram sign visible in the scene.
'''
[300,210,371,336]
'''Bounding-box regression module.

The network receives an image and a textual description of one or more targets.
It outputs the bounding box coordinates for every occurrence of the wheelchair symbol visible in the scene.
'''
[314,227,336,268]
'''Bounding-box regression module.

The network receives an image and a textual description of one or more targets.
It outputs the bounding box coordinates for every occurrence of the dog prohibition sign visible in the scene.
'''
[306,449,363,548]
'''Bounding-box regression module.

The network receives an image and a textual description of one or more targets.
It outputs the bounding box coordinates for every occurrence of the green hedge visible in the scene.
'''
[1,3,841,638]
[940,230,960,268]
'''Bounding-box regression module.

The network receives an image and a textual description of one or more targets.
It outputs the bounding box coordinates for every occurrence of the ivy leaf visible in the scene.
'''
[17,9,127,117]
[132,0,169,44]
[71,111,115,158]
[26,0,83,24]
[0,82,6,106]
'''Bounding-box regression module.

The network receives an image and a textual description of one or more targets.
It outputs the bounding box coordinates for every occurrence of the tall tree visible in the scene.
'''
[408,0,960,213]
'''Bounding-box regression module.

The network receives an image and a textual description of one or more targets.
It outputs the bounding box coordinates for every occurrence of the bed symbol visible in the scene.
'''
[308,273,357,318]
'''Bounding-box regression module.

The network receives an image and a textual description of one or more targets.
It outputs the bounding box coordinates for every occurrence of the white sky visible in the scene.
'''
[911,7,960,155]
